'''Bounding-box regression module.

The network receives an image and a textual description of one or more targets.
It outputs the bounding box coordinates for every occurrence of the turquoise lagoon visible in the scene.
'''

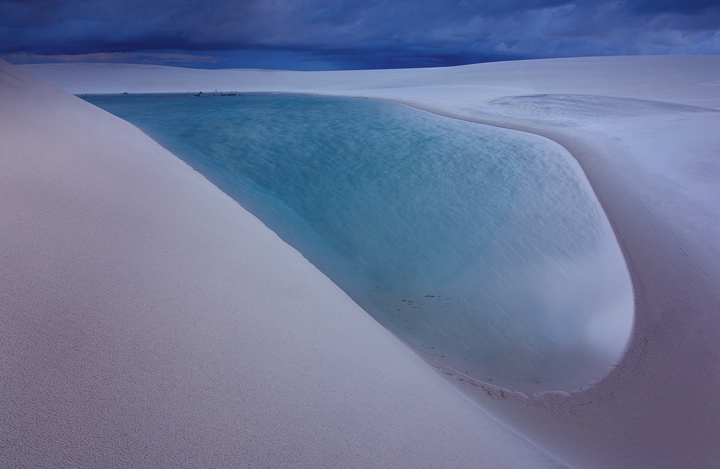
[86,94,633,394]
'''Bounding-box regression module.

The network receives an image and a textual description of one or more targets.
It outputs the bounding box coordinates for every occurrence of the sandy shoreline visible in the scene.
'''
[5,56,720,467]
[380,66,720,468]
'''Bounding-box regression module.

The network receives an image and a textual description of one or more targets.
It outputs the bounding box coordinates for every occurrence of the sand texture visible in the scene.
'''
[7,55,720,467]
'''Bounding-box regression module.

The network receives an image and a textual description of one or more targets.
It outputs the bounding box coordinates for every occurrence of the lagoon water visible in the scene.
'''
[86,93,633,393]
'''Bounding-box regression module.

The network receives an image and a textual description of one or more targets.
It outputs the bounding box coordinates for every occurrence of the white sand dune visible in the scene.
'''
[0,61,567,468]
[4,55,720,467]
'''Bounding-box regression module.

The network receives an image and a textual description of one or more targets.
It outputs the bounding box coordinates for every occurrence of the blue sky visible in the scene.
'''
[2,0,719,70]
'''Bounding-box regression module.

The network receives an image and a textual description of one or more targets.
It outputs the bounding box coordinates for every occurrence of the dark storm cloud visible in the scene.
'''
[631,0,720,15]
[1,0,719,69]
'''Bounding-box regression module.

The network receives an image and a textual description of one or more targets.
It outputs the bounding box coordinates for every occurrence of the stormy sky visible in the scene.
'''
[2,0,719,70]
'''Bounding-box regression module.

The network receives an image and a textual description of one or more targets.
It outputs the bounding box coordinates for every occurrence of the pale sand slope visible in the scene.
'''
[12,55,720,467]
[0,61,567,468]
